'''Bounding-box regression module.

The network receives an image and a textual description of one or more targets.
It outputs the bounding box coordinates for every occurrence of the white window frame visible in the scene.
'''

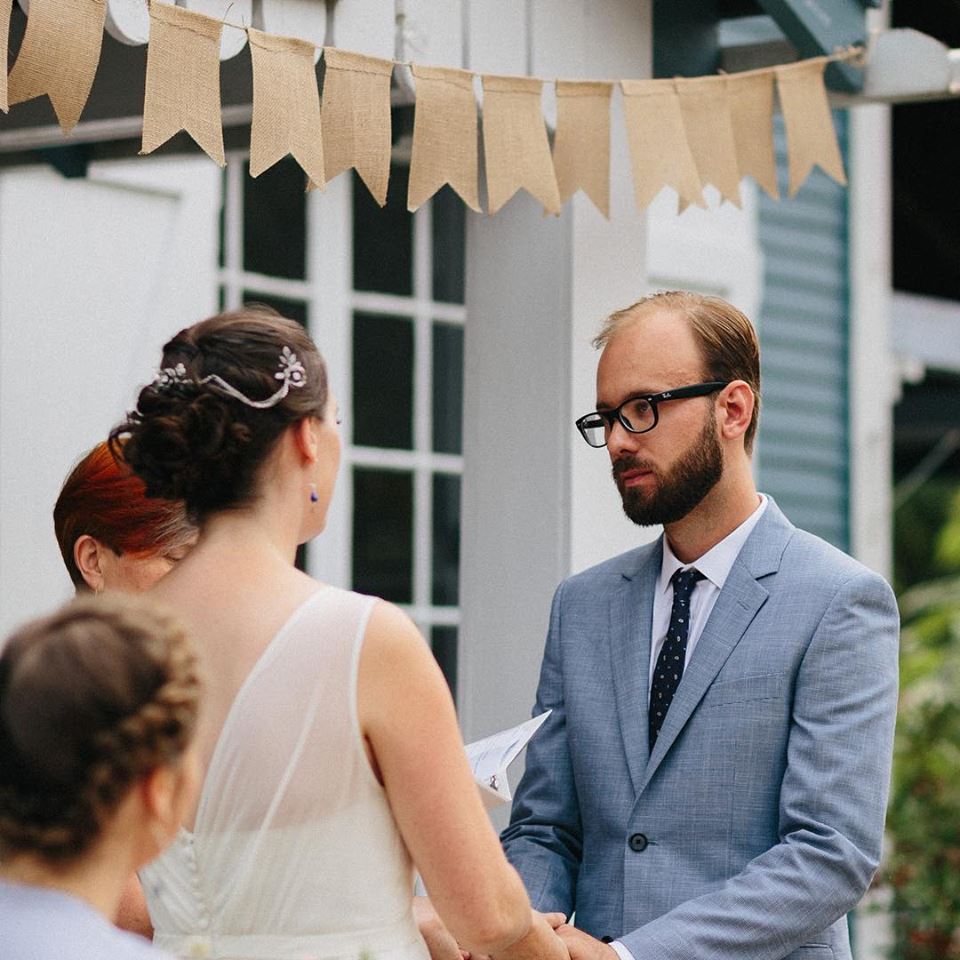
[218,155,465,643]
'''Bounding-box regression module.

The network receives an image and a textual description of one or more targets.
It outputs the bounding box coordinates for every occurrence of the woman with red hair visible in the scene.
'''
[52,440,198,939]
[54,441,197,594]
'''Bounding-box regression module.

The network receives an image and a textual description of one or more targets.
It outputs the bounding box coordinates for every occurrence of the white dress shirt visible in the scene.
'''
[648,494,767,691]
[610,495,767,960]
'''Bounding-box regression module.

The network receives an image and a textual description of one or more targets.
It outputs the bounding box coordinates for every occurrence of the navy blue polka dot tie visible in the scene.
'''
[649,568,705,749]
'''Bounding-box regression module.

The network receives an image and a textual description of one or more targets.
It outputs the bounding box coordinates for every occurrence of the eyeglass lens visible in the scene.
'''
[580,397,657,447]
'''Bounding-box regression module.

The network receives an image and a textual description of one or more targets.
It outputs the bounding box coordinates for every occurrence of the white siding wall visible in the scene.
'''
[0,157,220,635]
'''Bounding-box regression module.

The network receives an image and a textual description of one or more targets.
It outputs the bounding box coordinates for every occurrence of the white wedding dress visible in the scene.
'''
[141,586,430,960]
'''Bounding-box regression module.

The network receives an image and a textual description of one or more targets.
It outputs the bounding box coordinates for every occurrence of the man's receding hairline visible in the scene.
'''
[598,305,710,376]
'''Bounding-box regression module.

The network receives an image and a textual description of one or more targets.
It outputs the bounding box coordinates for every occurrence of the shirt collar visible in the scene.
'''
[658,494,768,594]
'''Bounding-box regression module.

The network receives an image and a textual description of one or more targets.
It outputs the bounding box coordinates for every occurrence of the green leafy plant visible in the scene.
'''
[884,487,960,959]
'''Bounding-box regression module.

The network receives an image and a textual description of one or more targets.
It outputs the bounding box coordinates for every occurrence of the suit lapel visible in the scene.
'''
[608,539,662,797]
[638,498,795,793]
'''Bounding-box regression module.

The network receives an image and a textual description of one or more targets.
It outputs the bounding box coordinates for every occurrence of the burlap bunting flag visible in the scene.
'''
[775,58,846,197]
[553,81,612,219]
[248,28,324,186]
[621,78,704,213]
[141,2,224,166]
[726,70,779,199]
[0,0,13,112]
[408,65,479,213]
[675,76,741,208]
[322,48,393,206]
[482,75,561,216]
[6,0,106,133]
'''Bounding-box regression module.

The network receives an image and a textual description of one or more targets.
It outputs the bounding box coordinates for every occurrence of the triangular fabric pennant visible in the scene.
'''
[621,78,704,213]
[726,70,779,200]
[553,80,612,218]
[481,74,561,216]
[6,0,106,133]
[141,2,225,165]
[0,0,13,112]
[321,47,393,206]
[408,64,479,213]
[776,57,846,197]
[248,28,324,186]
[675,75,741,208]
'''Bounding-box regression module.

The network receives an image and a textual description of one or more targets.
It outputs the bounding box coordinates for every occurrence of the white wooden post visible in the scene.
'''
[457,3,653,764]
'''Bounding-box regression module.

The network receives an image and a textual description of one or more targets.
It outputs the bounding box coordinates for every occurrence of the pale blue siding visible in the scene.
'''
[756,112,850,551]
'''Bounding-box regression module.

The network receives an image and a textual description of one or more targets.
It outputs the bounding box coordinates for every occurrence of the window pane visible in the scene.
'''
[353,312,414,449]
[243,157,307,280]
[352,468,413,603]
[353,164,413,295]
[432,322,464,454]
[432,473,461,606]
[242,291,308,327]
[432,185,466,304]
[431,625,458,700]
[218,166,227,269]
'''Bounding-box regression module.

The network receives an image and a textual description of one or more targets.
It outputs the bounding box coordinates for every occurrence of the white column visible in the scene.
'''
[458,2,653,756]
[848,98,894,583]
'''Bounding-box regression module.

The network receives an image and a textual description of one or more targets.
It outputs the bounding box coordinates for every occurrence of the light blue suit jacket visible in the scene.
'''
[502,499,899,960]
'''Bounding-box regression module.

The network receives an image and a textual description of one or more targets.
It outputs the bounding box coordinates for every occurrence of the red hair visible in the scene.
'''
[53,441,197,590]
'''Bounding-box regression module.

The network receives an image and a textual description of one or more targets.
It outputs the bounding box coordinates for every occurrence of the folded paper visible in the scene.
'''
[726,70,779,200]
[553,80,612,218]
[482,74,561,216]
[621,78,704,213]
[248,28,324,186]
[141,2,225,166]
[322,48,393,206]
[776,58,846,197]
[408,65,479,213]
[6,0,106,132]
[675,76,741,208]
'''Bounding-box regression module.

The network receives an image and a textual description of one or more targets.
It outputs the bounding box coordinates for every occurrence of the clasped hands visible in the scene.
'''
[414,897,618,960]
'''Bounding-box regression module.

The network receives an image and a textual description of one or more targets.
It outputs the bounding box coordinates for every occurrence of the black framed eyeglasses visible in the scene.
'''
[575,381,729,448]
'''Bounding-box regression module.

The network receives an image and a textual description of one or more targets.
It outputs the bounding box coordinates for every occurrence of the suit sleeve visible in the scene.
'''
[500,580,583,917]
[619,569,900,960]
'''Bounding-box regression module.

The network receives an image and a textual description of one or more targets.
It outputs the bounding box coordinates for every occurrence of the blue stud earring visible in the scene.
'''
[309,483,319,503]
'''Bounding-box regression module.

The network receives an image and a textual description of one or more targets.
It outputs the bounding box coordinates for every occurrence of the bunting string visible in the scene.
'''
[1,1,861,216]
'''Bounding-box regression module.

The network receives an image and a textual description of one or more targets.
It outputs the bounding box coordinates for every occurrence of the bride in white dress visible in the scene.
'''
[110,308,568,960]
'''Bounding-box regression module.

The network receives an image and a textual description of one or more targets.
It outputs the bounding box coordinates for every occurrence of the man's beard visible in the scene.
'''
[612,413,723,527]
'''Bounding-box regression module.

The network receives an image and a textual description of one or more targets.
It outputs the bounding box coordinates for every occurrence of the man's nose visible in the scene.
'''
[607,418,642,460]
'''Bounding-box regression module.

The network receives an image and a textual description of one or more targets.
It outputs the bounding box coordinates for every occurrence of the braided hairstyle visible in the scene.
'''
[110,307,328,522]
[0,595,200,862]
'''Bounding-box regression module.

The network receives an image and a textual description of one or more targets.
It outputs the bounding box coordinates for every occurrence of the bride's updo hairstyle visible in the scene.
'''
[111,308,328,520]
[0,595,200,861]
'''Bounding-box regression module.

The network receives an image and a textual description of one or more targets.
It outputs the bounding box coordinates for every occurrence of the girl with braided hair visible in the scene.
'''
[0,594,201,960]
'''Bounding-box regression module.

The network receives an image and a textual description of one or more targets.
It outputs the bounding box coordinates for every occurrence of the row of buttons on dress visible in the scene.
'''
[180,832,213,958]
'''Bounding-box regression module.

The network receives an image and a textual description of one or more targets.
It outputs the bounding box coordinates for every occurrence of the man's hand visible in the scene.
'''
[413,896,469,960]
[555,925,619,960]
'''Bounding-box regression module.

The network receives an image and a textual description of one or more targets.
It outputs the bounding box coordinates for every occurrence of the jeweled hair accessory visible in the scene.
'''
[153,363,188,390]
[151,347,307,410]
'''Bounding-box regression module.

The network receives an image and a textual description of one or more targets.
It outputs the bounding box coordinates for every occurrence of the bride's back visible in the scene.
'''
[141,582,427,960]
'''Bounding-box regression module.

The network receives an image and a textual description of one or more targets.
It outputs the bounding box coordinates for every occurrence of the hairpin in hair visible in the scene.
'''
[151,347,307,410]
[153,363,188,390]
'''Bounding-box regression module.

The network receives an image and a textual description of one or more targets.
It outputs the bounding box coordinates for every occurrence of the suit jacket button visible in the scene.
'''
[628,832,648,852]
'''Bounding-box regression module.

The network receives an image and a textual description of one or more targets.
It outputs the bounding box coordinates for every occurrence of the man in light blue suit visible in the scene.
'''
[501,291,900,960]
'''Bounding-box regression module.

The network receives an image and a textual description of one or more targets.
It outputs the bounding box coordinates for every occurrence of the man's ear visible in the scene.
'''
[291,417,319,465]
[718,381,755,443]
[74,535,106,593]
